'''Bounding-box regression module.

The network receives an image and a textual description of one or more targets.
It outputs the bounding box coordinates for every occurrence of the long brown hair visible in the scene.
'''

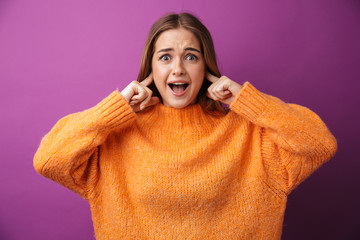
[137,12,227,115]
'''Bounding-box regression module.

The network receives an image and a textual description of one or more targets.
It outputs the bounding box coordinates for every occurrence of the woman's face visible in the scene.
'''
[151,28,205,108]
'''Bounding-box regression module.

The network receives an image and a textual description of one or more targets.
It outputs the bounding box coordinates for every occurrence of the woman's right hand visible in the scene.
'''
[120,73,160,112]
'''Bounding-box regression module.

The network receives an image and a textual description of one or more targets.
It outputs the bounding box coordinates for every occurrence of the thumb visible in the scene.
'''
[147,96,160,107]
[141,96,160,110]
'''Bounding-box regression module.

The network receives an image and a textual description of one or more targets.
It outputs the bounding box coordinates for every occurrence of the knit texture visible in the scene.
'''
[34,82,337,240]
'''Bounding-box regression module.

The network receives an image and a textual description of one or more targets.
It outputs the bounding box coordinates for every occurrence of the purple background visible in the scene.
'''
[1,0,359,239]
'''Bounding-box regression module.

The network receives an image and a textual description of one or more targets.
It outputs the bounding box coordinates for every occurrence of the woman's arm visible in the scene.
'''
[33,91,136,200]
[230,82,337,195]
[206,73,337,195]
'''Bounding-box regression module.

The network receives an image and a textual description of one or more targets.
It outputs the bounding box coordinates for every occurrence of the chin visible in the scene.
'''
[167,103,189,109]
[165,99,193,109]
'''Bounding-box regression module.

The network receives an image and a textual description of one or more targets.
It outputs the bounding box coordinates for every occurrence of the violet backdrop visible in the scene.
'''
[0,0,359,239]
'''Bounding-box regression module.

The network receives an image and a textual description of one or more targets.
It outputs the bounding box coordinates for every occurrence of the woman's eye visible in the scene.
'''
[186,54,198,61]
[160,55,171,61]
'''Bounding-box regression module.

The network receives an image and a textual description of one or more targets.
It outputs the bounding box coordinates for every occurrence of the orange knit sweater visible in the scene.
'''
[34,82,337,240]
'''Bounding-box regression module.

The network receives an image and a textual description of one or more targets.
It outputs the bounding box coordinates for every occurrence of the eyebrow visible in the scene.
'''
[156,47,201,54]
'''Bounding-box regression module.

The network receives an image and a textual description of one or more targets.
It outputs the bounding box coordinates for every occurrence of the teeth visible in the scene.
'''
[171,82,186,85]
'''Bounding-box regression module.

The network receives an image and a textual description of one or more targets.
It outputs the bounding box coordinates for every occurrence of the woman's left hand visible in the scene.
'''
[206,73,242,105]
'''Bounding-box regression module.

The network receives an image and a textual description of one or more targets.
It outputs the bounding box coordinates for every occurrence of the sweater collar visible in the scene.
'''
[136,103,219,133]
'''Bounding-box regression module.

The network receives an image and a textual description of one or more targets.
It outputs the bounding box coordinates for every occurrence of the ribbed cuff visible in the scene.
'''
[230,82,269,123]
[93,90,136,131]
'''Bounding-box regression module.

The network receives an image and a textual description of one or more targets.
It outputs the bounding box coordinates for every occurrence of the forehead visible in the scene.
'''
[154,28,201,51]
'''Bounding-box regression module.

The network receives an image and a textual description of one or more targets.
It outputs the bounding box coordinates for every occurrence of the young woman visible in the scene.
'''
[34,13,337,240]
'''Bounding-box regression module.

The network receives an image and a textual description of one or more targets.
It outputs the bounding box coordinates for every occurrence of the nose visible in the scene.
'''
[172,58,185,76]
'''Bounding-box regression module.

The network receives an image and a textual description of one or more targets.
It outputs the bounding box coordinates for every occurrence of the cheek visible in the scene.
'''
[152,61,170,84]
[188,64,205,85]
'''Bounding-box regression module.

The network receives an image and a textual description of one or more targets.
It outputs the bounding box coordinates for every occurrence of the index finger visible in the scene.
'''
[140,73,154,86]
[206,72,219,83]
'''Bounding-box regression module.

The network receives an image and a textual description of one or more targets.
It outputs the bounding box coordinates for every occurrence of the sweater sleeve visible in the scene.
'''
[33,91,136,200]
[230,82,337,195]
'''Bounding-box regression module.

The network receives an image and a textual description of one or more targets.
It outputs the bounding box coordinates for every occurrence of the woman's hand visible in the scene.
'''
[206,73,242,105]
[121,73,160,112]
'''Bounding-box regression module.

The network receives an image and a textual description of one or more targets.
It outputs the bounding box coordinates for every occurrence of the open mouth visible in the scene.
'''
[168,83,189,95]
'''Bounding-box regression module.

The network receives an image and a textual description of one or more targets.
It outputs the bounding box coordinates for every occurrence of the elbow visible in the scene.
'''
[33,151,44,175]
[328,134,338,159]
[319,132,338,163]
[310,131,338,166]
[33,149,50,177]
